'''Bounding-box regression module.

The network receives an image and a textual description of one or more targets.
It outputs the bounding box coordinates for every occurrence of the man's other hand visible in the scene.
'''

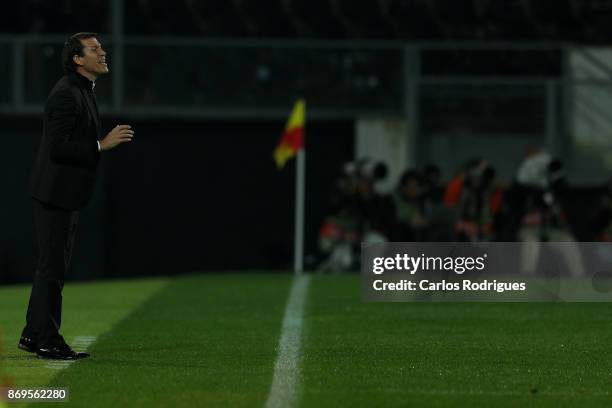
[100,125,134,151]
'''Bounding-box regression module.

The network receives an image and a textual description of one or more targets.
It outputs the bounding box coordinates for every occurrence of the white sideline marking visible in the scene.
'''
[45,335,97,369]
[265,275,311,408]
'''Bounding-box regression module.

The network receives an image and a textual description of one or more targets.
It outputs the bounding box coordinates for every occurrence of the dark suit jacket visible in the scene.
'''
[30,72,102,210]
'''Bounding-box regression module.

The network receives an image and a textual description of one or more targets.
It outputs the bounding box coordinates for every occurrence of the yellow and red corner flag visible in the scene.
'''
[273,99,305,169]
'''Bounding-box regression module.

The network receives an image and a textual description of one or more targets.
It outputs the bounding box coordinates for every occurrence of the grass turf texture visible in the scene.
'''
[1,274,611,407]
[301,276,612,407]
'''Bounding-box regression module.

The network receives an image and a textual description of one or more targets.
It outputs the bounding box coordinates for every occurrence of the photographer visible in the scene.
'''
[444,159,503,242]
[514,150,584,276]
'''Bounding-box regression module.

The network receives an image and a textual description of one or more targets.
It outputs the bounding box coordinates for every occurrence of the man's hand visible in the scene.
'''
[100,125,134,151]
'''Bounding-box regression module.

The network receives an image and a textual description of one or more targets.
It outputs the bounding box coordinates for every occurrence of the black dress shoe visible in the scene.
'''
[18,336,37,353]
[36,344,90,360]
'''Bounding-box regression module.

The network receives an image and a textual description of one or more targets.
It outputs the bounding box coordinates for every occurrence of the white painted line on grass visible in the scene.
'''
[265,274,311,408]
[45,335,97,369]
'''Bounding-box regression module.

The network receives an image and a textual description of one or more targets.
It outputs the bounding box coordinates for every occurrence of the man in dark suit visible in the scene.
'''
[18,32,134,360]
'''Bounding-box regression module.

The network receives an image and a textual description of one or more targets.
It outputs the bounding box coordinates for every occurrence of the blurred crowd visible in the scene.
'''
[316,149,612,272]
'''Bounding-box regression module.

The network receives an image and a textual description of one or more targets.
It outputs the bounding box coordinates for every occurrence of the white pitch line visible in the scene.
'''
[265,274,311,408]
[45,335,97,369]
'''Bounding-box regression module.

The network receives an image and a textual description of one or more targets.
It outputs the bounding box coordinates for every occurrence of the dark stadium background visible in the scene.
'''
[0,116,354,281]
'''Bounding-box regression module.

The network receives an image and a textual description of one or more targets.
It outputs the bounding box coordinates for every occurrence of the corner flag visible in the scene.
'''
[272,99,306,274]
[273,99,305,169]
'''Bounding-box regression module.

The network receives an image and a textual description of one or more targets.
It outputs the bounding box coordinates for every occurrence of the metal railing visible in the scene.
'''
[0,36,574,118]
[1,35,612,182]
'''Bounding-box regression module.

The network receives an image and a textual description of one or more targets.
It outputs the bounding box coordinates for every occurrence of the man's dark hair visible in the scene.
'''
[62,32,98,73]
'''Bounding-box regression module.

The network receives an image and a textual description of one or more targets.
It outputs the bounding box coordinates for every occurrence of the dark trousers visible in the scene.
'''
[21,199,79,348]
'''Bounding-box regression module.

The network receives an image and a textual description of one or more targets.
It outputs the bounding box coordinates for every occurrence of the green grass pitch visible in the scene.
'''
[1,274,612,407]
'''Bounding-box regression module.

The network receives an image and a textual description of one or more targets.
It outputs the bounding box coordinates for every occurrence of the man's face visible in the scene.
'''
[74,37,108,77]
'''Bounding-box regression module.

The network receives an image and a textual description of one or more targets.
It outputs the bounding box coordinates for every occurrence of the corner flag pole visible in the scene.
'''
[294,148,305,275]
[273,99,306,275]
